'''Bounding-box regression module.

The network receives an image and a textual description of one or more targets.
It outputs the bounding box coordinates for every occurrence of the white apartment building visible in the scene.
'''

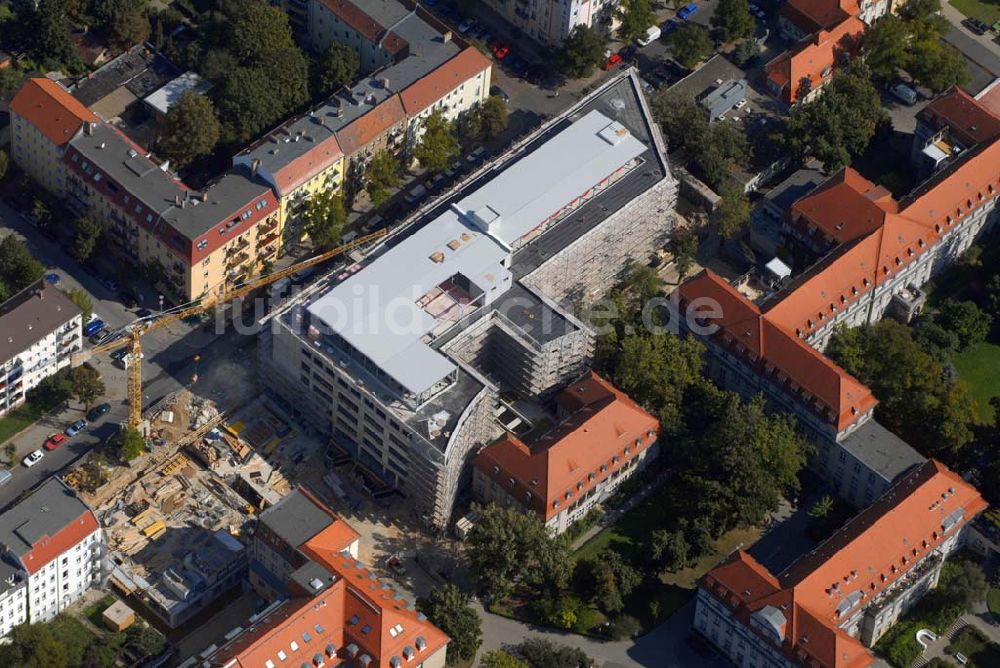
[0,281,83,418]
[0,562,27,637]
[482,0,621,46]
[0,479,104,625]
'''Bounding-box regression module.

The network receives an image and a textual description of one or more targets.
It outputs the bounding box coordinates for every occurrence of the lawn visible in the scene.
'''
[949,0,1000,25]
[951,341,1000,424]
[0,402,47,446]
[948,626,1000,666]
[84,595,116,628]
[987,586,1000,620]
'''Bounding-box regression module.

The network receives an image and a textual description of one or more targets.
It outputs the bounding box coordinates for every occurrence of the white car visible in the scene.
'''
[22,450,44,467]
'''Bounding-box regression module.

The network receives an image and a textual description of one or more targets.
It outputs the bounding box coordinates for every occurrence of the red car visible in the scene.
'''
[44,433,67,451]
[490,41,510,59]
[602,53,623,70]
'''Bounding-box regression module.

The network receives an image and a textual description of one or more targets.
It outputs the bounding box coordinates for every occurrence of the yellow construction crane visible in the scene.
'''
[77,229,388,429]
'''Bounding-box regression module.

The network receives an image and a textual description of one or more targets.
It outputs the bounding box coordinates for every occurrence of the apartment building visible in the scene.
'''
[10,79,283,302]
[764,15,865,105]
[473,372,659,534]
[0,281,83,418]
[779,0,889,42]
[261,71,677,529]
[199,487,447,668]
[0,479,104,625]
[694,460,986,667]
[481,0,620,46]
[0,561,27,638]
[674,87,999,506]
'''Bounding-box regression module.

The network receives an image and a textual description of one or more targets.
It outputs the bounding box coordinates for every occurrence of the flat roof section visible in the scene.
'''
[456,110,646,247]
[258,489,334,549]
[839,419,926,484]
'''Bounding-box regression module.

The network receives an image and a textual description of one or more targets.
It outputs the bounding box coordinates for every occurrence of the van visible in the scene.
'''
[891,83,918,105]
[637,25,661,46]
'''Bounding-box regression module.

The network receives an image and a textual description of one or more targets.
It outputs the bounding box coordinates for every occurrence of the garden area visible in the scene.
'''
[948,626,1000,666]
[949,0,1000,25]
[0,370,74,445]
[873,557,989,667]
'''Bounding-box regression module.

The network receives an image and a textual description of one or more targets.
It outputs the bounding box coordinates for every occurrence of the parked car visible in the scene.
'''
[92,329,121,346]
[23,450,44,467]
[602,53,623,70]
[87,402,111,421]
[45,273,61,285]
[661,19,680,36]
[637,25,661,46]
[457,18,476,33]
[65,419,87,437]
[0,470,12,487]
[102,278,118,292]
[136,308,153,318]
[490,85,510,103]
[962,18,989,35]
[83,318,105,338]
[677,3,698,20]
[44,433,67,450]
[492,44,510,59]
[891,83,918,105]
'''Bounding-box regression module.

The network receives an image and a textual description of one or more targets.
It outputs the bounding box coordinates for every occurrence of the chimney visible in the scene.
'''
[381,77,390,90]
[84,122,95,135]
[200,192,208,202]
[175,194,182,206]
[251,158,261,176]
[442,30,452,43]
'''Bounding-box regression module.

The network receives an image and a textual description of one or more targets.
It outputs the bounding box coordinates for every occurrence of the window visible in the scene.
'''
[242,210,252,220]
[256,199,267,210]
[197,240,208,251]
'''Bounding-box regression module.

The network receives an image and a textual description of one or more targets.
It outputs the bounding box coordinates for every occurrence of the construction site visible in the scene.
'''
[63,387,328,632]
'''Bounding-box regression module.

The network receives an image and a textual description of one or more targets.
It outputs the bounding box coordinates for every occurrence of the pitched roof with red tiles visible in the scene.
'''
[474,372,659,521]
[765,16,865,103]
[782,0,859,34]
[919,86,1000,147]
[977,79,1000,117]
[399,46,492,117]
[677,271,877,431]
[270,135,344,196]
[317,0,408,56]
[788,168,896,246]
[10,78,97,146]
[334,94,406,156]
[701,460,985,668]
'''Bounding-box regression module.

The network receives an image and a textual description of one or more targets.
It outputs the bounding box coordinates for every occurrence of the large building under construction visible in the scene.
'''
[260,71,677,528]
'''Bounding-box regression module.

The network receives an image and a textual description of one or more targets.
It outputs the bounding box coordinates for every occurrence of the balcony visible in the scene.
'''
[258,217,279,235]
[226,252,250,269]
[258,232,279,249]
[228,238,250,254]
[866,550,943,616]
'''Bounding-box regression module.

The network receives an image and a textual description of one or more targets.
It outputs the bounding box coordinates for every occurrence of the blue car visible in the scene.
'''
[677,3,698,20]
[65,419,87,437]
[662,18,680,35]
[45,273,61,284]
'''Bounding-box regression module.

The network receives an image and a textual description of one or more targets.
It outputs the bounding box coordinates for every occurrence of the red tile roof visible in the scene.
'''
[781,0,859,34]
[677,271,877,432]
[335,95,406,156]
[977,79,1000,117]
[764,17,865,104]
[473,372,659,521]
[788,168,895,246]
[920,86,1000,146]
[316,0,408,56]
[10,78,97,146]
[21,511,100,576]
[702,460,985,668]
[270,135,344,196]
[399,47,492,117]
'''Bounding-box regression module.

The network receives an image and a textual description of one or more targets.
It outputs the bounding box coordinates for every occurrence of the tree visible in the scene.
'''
[155,92,221,169]
[413,111,461,174]
[617,0,656,43]
[481,651,529,668]
[861,15,911,82]
[311,43,359,99]
[669,228,699,280]
[649,528,690,572]
[463,96,508,141]
[711,0,755,43]
[781,64,885,170]
[732,38,760,66]
[24,0,79,71]
[515,639,591,668]
[937,559,987,610]
[69,365,105,409]
[908,40,969,93]
[936,300,992,351]
[808,495,834,521]
[417,584,481,665]
[560,25,606,78]
[0,149,8,181]
[0,236,44,292]
[713,185,750,238]
[670,23,713,69]
[589,549,641,614]
[913,319,960,362]
[466,503,569,601]
[365,150,401,208]
[118,426,145,462]
[219,67,289,144]
[301,189,346,250]
[71,217,102,263]
[110,5,150,51]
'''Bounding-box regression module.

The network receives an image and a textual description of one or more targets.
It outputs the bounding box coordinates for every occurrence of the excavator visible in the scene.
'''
[74,229,387,429]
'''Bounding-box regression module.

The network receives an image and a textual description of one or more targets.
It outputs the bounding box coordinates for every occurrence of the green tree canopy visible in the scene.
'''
[713,185,750,238]
[617,0,656,43]
[463,95,508,141]
[648,528,690,572]
[118,426,145,462]
[560,25,606,78]
[781,64,885,170]
[670,23,713,69]
[69,365,105,409]
[413,111,461,174]
[861,15,911,81]
[156,92,221,169]
[0,236,45,292]
[481,651,529,668]
[312,43,359,99]
[936,299,992,351]
[515,639,591,668]
[71,217,103,263]
[301,189,347,250]
[466,503,569,601]
[908,40,970,94]
[109,4,150,51]
[364,150,401,208]
[416,584,481,665]
[711,0,755,43]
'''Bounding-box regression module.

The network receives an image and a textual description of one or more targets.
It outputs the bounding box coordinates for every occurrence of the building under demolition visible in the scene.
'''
[260,71,677,528]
